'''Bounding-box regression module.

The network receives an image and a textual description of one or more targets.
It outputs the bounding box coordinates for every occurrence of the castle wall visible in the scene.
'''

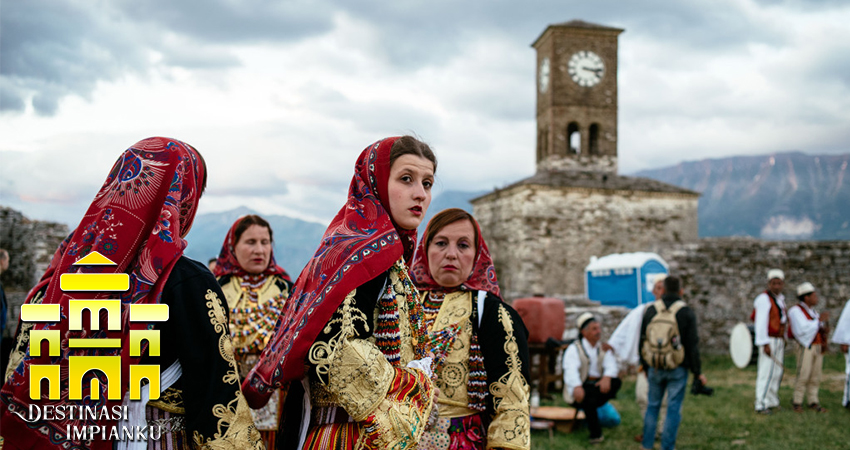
[472,185,698,300]
[1,207,69,339]
[658,238,850,354]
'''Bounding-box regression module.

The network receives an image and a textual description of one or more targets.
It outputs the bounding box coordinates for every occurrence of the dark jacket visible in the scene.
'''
[639,293,702,376]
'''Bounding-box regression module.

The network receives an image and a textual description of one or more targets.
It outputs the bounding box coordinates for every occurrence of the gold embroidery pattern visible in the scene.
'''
[192,391,264,450]
[5,290,44,382]
[148,387,186,414]
[428,291,475,417]
[308,289,369,383]
[206,289,239,386]
[487,305,531,450]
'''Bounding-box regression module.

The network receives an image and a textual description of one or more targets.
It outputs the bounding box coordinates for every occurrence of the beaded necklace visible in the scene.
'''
[373,260,429,367]
[230,275,287,355]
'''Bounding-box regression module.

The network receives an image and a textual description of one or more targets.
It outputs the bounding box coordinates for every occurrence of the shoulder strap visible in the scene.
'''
[669,300,686,315]
[654,299,666,313]
[477,290,487,328]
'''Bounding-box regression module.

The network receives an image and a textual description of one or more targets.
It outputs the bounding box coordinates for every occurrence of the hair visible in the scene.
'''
[664,275,681,294]
[423,208,479,254]
[208,257,217,264]
[196,148,208,195]
[234,215,273,244]
[389,135,437,173]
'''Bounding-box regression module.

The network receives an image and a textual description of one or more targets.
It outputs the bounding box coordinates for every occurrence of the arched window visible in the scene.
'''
[567,122,580,154]
[589,123,600,155]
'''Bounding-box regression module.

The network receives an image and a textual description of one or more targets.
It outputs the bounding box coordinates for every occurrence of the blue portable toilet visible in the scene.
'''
[585,252,668,308]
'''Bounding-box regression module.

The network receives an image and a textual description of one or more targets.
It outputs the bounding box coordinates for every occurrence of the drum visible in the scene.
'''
[729,322,756,369]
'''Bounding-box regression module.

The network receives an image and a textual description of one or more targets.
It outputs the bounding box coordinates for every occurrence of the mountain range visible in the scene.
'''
[634,152,850,240]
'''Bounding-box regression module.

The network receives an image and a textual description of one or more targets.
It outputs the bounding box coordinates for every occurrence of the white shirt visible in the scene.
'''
[831,299,850,346]
[607,303,648,367]
[562,337,619,395]
[788,303,820,348]
[753,292,786,346]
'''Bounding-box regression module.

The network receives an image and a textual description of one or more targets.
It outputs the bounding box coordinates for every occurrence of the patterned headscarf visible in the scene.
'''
[242,137,422,407]
[0,137,205,450]
[409,210,500,298]
[213,215,291,281]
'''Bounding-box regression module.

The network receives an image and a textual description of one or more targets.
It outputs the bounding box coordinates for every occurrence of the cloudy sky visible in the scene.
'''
[2,0,849,228]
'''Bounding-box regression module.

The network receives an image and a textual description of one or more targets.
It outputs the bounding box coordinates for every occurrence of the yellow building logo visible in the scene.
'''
[21,251,167,401]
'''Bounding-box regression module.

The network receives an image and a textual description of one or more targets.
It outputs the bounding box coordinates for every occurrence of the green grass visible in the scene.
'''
[532,352,848,449]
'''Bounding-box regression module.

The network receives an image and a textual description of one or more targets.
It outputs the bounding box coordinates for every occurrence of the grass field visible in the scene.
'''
[531,351,848,449]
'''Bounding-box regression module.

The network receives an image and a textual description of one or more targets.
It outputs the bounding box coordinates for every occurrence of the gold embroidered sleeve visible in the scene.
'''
[193,391,264,450]
[487,305,531,450]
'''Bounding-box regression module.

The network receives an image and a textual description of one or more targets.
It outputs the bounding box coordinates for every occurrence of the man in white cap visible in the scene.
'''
[753,268,788,414]
[607,273,668,442]
[830,298,850,409]
[562,312,621,444]
[788,282,830,412]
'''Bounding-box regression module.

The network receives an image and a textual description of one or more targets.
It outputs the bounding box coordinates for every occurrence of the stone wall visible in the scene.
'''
[473,185,698,300]
[0,207,69,339]
[532,238,850,356]
[659,237,850,354]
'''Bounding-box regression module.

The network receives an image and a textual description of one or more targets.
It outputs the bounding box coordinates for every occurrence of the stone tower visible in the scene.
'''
[534,21,623,174]
[471,21,700,300]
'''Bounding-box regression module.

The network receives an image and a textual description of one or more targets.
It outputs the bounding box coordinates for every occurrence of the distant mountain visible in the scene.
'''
[184,206,327,276]
[634,152,850,240]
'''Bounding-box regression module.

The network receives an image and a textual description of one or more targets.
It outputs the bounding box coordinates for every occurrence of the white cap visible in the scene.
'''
[652,273,667,286]
[577,312,596,330]
[796,282,815,297]
[767,269,785,281]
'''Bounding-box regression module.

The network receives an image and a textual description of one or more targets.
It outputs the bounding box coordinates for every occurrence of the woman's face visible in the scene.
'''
[427,219,476,289]
[234,224,272,275]
[387,154,434,230]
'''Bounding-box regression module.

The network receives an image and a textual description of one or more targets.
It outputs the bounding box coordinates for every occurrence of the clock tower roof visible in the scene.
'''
[531,20,624,47]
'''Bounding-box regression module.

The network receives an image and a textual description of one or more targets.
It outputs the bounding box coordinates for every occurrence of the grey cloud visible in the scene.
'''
[0,0,148,115]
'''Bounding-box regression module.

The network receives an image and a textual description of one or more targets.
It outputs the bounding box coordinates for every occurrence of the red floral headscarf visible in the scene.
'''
[212,216,291,281]
[0,137,205,450]
[242,137,422,407]
[409,210,500,298]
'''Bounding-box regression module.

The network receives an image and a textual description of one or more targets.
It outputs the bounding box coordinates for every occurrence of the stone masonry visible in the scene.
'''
[0,206,69,339]
[472,172,699,301]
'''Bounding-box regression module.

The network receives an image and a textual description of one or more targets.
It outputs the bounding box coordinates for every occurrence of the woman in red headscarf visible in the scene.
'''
[409,208,531,450]
[242,136,438,450]
[214,214,293,447]
[0,138,262,450]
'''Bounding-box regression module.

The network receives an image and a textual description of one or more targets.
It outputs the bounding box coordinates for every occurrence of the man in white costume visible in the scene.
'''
[562,312,622,444]
[787,282,829,412]
[831,298,850,409]
[607,273,668,442]
[753,269,787,414]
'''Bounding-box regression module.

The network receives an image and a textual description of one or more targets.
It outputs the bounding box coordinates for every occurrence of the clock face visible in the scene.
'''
[568,50,605,87]
[539,57,550,93]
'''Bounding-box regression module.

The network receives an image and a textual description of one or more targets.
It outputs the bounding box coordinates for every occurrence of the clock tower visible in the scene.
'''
[533,20,624,174]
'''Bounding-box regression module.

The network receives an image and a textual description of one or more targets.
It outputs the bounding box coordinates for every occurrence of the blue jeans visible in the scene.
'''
[642,366,688,450]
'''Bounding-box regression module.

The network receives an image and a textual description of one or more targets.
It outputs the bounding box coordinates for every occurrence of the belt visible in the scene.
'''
[586,377,600,382]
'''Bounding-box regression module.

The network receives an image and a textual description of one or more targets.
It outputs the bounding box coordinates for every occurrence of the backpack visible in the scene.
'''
[641,300,687,370]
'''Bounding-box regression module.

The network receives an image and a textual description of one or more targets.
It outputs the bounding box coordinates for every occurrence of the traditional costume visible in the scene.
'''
[563,313,622,443]
[830,299,850,408]
[214,218,293,448]
[788,282,828,411]
[409,218,531,450]
[607,298,667,431]
[753,269,787,412]
[0,137,262,449]
[242,137,435,450]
